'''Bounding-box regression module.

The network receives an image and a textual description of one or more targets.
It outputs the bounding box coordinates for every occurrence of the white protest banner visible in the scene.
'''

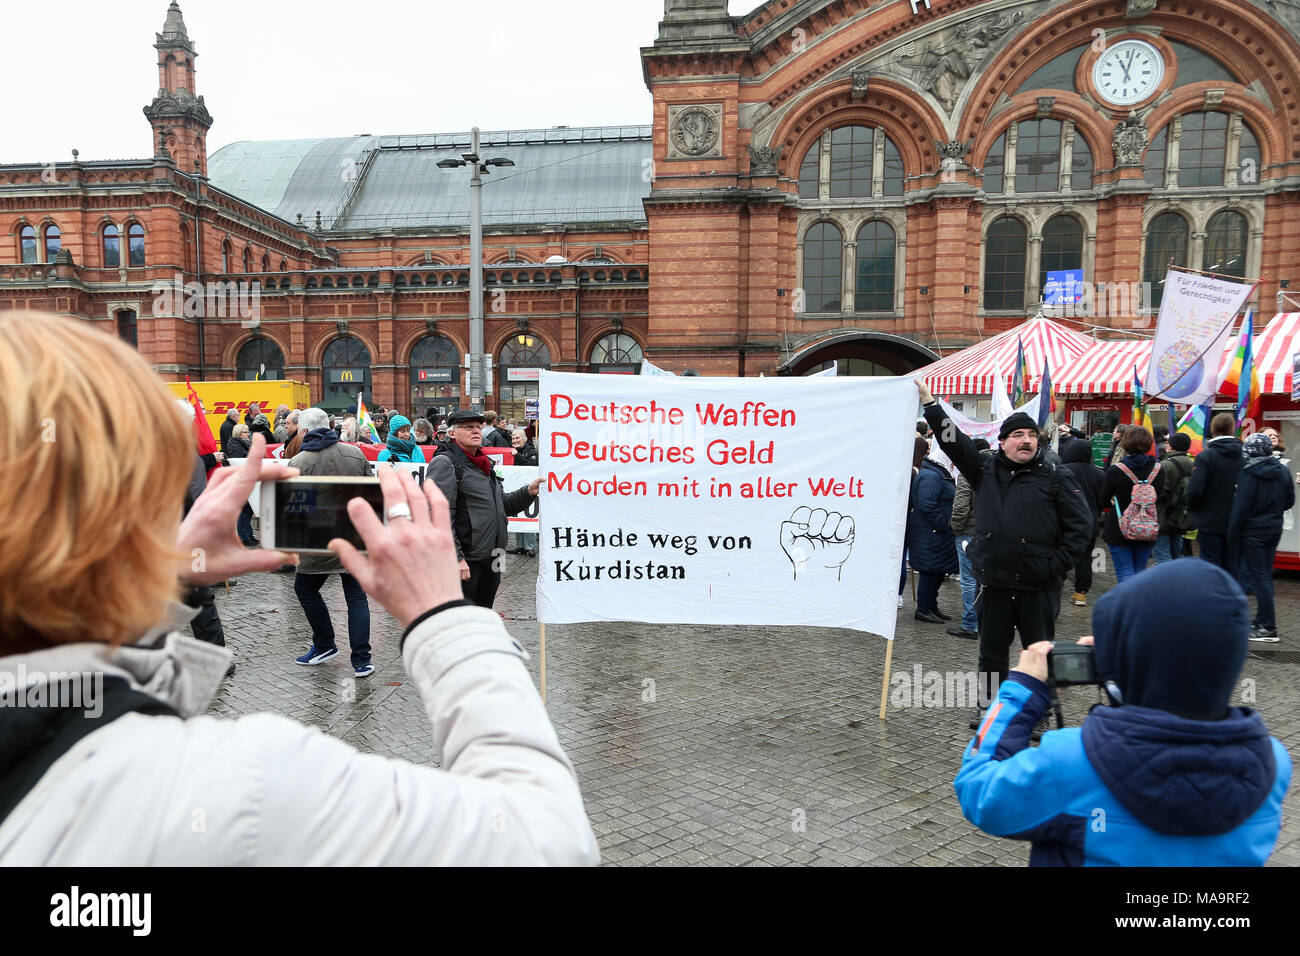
[1144,270,1254,405]
[502,465,539,533]
[536,371,916,636]
[640,359,676,377]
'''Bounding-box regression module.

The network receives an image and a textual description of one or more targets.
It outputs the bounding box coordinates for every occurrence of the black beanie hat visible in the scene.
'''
[1169,432,1191,452]
[998,411,1039,441]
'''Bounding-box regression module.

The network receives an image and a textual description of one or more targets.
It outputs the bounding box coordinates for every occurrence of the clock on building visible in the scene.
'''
[1091,39,1165,106]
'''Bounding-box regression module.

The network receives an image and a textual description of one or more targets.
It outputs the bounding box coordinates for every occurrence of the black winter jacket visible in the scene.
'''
[1187,437,1245,534]
[1228,456,1296,540]
[513,441,539,468]
[924,403,1093,591]
[1101,455,1164,546]
[1060,440,1104,540]
[428,442,536,563]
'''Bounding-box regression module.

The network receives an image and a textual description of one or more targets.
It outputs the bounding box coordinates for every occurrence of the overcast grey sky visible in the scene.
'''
[4,0,752,164]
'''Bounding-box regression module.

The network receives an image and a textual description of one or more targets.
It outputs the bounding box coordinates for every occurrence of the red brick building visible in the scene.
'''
[4,0,1300,403]
[642,0,1300,376]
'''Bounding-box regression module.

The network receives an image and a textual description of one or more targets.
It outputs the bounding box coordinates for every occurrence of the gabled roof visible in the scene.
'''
[207,126,653,232]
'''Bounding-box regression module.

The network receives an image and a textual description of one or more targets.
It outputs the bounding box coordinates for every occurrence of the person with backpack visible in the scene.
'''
[1101,425,1164,583]
[907,451,958,624]
[428,409,542,607]
[1060,438,1104,606]
[1229,433,1296,642]
[1153,432,1195,564]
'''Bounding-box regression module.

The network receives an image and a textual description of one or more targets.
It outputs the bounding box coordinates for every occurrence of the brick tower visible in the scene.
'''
[142,2,212,175]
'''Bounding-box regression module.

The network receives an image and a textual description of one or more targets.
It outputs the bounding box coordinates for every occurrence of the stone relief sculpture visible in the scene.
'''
[885,9,1028,113]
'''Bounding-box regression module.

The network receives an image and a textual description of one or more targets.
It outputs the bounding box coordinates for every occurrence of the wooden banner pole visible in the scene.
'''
[878,638,894,720]
[539,622,547,704]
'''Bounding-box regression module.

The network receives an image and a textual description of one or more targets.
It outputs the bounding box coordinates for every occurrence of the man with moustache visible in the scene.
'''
[917,381,1092,729]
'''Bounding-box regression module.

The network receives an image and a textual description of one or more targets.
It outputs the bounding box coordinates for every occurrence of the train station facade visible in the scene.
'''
[2,0,1299,412]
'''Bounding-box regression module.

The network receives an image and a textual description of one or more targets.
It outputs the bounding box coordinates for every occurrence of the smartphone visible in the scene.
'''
[259,477,385,554]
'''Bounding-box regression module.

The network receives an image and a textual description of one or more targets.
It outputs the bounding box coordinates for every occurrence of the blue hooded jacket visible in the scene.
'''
[954,560,1290,865]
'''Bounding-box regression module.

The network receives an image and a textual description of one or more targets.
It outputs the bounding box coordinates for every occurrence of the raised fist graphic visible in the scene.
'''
[780,506,855,582]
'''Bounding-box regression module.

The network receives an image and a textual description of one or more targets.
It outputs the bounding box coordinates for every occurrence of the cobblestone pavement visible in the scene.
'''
[208,546,1300,866]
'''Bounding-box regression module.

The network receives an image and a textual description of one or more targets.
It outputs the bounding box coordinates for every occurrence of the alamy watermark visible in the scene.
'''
[0,665,103,718]
[152,272,262,327]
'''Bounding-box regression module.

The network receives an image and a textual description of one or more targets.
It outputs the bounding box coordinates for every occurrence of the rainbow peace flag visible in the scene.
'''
[1011,337,1029,407]
[1220,309,1260,432]
[1176,403,1212,456]
[1036,358,1056,428]
[356,392,373,433]
[1132,366,1154,431]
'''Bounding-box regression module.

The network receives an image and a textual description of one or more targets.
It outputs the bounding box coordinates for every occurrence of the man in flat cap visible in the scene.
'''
[428,409,542,607]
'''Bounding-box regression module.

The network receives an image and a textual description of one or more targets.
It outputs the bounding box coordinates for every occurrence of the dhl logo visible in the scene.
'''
[210,400,306,414]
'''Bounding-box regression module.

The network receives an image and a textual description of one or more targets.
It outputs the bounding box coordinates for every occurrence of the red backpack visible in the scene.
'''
[1113,461,1161,542]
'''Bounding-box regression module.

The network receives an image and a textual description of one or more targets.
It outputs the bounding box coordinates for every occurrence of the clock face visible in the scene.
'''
[1092,40,1165,106]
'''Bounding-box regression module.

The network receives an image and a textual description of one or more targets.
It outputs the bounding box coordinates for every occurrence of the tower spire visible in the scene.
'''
[143,3,212,174]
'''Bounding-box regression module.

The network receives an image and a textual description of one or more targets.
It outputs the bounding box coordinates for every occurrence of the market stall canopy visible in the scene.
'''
[1054,312,1300,396]
[917,315,1092,396]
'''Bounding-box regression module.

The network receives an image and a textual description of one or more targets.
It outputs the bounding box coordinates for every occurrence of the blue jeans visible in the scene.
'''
[955,534,978,632]
[1151,532,1183,564]
[294,572,371,668]
[1109,543,1154,583]
[1241,533,1281,628]
[517,532,538,551]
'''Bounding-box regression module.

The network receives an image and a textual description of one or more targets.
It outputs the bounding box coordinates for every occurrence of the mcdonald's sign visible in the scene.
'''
[328,369,365,383]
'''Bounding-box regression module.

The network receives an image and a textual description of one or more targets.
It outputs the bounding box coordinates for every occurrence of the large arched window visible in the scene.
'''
[103,225,120,268]
[854,221,895,312]
[590,332,644,372]
[1015,119,1062,192]
[499,334,552,423]
[1039,215,1084,299]
[983,216,1027,310]
[1239,123,1261,184]
[802,222,843,313]
[43,225,61,262]
[1071,136,1094,190]
[236,337,285,381]
[798,146,819,199]
[409,333,461,417]
[1144,127,1168,188]
[815,126,904,198]
[1178,112,1228,187]
[322,335,372,407]
[127,223,145,267]
[19,225,37,263]
[1203,211,1248,278]
[982,133,1006,194]
[1143,212,1190,309]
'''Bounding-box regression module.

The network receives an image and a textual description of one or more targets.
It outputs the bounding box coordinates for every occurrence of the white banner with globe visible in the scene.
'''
[1144,270,1255,405]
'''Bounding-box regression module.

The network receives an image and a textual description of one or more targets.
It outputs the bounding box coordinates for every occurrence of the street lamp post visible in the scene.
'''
[438,127,514,412]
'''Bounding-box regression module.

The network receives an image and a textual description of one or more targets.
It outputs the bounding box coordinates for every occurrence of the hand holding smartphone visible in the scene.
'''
[259,476,386,554]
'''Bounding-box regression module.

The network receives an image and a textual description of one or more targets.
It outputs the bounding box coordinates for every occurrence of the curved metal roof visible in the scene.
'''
[208,127,652,231]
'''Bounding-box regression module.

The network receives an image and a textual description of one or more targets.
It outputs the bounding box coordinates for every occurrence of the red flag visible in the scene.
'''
[186,377,219,477]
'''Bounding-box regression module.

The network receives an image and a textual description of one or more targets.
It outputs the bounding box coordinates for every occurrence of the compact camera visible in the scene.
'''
[1046,643,1099,687]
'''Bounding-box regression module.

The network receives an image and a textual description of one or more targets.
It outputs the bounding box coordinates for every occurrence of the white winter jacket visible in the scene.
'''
[0,602,599,866]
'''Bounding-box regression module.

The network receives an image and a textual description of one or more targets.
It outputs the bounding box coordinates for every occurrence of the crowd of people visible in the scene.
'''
[0,307,1289,867]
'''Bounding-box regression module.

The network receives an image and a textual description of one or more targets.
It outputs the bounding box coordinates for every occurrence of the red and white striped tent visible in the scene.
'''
[1054,312,1300,396]
[918,314,1093,395]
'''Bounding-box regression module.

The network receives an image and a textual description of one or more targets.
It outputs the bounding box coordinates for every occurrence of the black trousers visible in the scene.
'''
[1072,534,1096,594]
[189,586,226,647]
[462,559,502,609]
[975,587,1060,706]
[1198,532,1239,575]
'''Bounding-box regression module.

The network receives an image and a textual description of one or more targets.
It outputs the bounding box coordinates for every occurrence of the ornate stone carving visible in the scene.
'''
[516,316,530,332]
[851,68,871,99]
[933,139,973,161]
[336,321,348,334]
[883,9,1028,114]
[1036,96,1055,118]
[142,87,213,126]
[668,104,722,158]
[610,315,623,331]
[1126,0,1158,17]
[424,319,438,335]
[1204,89,1226,108]
[747,144,782,176]
[1112,110,1149,166]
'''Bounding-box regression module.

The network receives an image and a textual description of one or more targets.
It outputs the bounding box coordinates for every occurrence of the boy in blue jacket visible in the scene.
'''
[954,560,1290,865]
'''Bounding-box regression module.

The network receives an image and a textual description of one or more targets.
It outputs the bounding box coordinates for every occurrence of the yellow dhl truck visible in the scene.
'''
[167,380,310,444]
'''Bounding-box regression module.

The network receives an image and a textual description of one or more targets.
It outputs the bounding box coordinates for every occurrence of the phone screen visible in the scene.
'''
[274,480,384,552]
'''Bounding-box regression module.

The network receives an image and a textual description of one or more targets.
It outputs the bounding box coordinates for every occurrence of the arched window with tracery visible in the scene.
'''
[802,222,843,313]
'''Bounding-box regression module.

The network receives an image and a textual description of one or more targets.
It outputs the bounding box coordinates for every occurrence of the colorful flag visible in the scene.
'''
[1036,358,1056,429]
[357,392,373,433]
[1011,338,1028,407]
[1219,309,1261,432]
[1175,403,1211,456]
[185,377,219,476]
[1132,366,1153,431]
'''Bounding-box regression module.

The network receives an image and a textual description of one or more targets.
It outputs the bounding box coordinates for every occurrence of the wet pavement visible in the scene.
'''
[209,545,1300,866]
